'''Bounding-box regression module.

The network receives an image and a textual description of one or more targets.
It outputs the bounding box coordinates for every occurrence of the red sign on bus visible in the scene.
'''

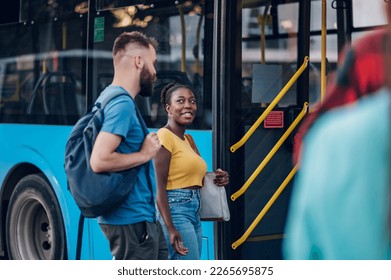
[264,111,284,128]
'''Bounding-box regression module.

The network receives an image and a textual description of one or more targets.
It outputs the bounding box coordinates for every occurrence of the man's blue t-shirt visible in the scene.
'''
[95,85,156,225]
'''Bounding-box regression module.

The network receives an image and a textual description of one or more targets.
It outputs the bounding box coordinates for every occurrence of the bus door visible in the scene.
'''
[215,0,389,260]
[214,0,315,260]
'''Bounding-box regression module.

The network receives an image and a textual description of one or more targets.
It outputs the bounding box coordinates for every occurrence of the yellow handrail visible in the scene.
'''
[258,3,270,64]
[178,4,186,72]
[231,102,308,201]
[231,164,298,250]
[62,22,67,50]
[230,56,309,153]
[320,0,327,102]
[194,14,204,74]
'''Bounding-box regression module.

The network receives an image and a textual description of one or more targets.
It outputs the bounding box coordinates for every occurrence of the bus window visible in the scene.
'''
[97,0,146,10]
[242,2,306,108]
[352,0,387,28]
[90,1,210,129]
[0,1,20,24]
[0,0,87,125]
[20,0,86,21]
[242,1,341,109]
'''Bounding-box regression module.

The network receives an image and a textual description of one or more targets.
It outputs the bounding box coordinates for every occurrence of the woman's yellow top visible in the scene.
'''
[157,128,207,190]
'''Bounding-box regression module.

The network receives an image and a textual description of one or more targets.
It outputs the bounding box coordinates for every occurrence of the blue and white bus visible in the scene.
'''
[0,0,387,260]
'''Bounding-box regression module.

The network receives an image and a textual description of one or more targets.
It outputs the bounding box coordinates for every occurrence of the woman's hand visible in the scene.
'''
[214,168,229,186]
[168,228,189,256]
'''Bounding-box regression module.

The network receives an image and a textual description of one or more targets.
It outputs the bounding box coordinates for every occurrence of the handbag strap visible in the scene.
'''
[185,134,200,155]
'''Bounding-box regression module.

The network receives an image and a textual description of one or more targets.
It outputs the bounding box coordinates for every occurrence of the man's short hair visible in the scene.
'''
[112,31,158,55]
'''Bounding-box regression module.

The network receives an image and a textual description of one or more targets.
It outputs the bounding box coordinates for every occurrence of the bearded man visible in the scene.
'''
[90,31,168,260]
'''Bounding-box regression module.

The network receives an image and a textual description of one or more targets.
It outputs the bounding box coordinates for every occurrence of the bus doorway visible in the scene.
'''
[215,0,313,260]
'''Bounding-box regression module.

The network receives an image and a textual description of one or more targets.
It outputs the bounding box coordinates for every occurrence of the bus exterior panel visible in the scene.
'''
[0,0,215,260]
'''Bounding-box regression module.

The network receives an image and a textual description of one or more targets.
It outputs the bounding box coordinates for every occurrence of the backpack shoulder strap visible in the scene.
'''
[75,213,84,260]
[94,87,150,134]
[94,86,149,137]
[96,88,131,110]
[185,134,200,155]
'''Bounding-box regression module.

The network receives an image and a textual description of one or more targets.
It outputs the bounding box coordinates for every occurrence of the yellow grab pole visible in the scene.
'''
[232,165,298,250]
[62,22,67,50]
[230,56,309,153]
[321,0,327,102]
[258,4,270,64]
[194,14,203,74]
[178,4,186,72]
[231,102,308,201]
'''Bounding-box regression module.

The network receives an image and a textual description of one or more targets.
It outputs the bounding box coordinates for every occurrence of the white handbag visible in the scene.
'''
[184,134,230,222]
[199,172,230,222]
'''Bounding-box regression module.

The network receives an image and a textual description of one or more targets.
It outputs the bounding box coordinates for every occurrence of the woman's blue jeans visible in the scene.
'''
[157,189,202,260]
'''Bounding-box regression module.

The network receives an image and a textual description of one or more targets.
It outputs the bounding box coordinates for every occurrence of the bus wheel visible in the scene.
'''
[6,173,66,259]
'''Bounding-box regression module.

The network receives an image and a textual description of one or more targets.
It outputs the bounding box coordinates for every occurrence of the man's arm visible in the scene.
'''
[90,131,160,173]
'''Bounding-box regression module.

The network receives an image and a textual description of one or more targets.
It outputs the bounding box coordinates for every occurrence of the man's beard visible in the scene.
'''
[139,66,154,97]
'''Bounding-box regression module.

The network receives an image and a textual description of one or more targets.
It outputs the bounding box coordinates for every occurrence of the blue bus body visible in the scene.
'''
[0,124,213,259]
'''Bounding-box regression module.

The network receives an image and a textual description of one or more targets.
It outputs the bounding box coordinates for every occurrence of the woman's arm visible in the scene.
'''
[154,145,188,256]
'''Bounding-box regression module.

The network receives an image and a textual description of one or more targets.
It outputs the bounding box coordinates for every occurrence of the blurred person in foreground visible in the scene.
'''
[283,1,391,259]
